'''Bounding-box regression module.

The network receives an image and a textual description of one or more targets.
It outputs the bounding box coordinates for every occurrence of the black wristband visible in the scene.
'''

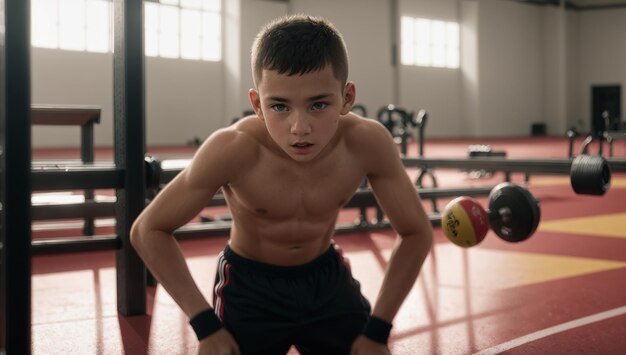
[189,309,223,341]
[362,315,393,344]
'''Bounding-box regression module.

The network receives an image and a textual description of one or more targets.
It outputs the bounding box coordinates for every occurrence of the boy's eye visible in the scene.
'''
[271,104,288,112]
[311,102,328,110]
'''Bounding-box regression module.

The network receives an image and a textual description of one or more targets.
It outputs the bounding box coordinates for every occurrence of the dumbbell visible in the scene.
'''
[441,183,541,247]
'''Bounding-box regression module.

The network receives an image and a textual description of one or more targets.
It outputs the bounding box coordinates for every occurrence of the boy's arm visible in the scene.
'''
[130,128,253,326]
[356,120,433,338]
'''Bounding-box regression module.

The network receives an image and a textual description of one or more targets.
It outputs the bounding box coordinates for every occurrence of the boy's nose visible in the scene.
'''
[290,113,312,135]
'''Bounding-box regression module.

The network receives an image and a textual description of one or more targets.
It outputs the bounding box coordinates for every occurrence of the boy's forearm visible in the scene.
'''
[133,230,212,318]
[371,230,432,323]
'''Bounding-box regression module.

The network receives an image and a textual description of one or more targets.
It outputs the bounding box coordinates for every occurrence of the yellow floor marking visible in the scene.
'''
[429,244,626,290]
[539,212,626,239]
[529,176,626,188]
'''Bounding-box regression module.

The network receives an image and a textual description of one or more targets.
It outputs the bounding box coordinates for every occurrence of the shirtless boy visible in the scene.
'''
[131,14,433,355]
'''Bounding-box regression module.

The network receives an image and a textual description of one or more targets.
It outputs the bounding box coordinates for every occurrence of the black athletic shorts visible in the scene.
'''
[212,244,371,355]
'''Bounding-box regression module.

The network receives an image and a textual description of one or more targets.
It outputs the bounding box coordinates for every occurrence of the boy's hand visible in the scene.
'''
[198,328,241,355]
[350,335,392,355]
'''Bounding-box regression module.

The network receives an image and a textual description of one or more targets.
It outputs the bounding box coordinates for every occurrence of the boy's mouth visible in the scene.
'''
[292,142,313,148]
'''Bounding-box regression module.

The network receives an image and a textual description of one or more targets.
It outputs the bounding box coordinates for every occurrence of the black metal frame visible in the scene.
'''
[1,1,32,353]
[510,0,626,11]
[32,199,115,221]
[32,165,124,190]
[32,235,120,255]
[1,1,148,350]
[403,157,626,173]
[113,0,146,316]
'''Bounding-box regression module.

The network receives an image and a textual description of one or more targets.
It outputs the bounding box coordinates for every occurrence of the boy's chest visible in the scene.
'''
[227,156,364,217]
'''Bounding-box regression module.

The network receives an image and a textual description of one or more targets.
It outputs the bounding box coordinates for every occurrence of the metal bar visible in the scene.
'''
[159,156,626,187]
[81,116,96,235]
[1,0,32,353]
[343,186,494,208]
[574,3,626,11]
[404,157,572,173]
[159,159,187,183]
[335,214,443,233]
[608,158,626,171]
[32,235,120,255]
[31,167,124,190]
[404,157,626,173]
[32,201,115,220]
[114,0,146,316]
[31,160,113,167]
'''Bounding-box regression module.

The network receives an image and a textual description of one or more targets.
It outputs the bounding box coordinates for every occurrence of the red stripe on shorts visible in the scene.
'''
[215,263,231,321]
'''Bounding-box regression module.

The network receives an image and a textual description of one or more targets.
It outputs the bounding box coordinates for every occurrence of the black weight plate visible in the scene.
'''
[570,155,611,196]
[488,183,541,243]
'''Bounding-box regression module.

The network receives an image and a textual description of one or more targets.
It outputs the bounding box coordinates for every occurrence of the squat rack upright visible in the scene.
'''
[1,1,150,354]
[2,1,32,353]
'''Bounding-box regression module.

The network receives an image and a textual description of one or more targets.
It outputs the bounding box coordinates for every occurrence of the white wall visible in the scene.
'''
[460,0,479,137]
[289,0,394,118]
[399,0,463,137]
[477,0,544,136]
[543,5,566,134]
[31,48,114,148]
[222,0,242,126]
[239,0,289,113]
[577,8,626,132]
[145,58,223,146]
[566,10,580,131]
[31,30,224,148]
[30,0,626,148]
[542,4,582,135]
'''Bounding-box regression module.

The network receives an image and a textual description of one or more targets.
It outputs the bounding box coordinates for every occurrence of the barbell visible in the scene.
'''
[442,183,541,247]
[404,154,613,196]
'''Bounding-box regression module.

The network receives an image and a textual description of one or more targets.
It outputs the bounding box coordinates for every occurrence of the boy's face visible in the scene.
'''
[249,65,355,163]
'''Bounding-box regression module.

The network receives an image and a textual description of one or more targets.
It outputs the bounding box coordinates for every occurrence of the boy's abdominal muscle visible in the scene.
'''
[227,211,339,266]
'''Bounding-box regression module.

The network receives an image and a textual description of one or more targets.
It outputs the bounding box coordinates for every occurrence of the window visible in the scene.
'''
[31,0,222,62]
[401,16,459,69]
[145,0,221,61]
[31,0,112,52]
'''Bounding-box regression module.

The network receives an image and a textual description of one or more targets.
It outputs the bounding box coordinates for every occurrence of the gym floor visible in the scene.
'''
[31,137,626,354]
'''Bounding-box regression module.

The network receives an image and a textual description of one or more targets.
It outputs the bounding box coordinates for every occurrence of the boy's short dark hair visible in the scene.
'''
[251,15,349,87]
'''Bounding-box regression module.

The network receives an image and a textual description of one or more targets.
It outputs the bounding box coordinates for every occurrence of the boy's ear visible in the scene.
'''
[340,81,356,115]
[248,89,264,120]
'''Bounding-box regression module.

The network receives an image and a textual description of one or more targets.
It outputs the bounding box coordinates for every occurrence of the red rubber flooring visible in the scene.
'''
[30,136,626,354]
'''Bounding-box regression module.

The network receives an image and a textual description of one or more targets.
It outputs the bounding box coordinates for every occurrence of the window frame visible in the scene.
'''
[400,16,459,69]
[31,0,223,62]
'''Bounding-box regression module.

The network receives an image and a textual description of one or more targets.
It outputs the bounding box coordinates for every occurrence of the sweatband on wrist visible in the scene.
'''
[189,309,223,341]
[362,315,392,344]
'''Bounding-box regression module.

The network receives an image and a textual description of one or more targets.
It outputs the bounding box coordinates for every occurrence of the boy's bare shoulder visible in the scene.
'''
[341,112,393,150]
[188,116,266,183]
[340,112,400,175]
[200,116,264,155]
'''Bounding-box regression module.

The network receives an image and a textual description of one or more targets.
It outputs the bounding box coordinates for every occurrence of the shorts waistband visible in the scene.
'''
[222,244,337,276]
